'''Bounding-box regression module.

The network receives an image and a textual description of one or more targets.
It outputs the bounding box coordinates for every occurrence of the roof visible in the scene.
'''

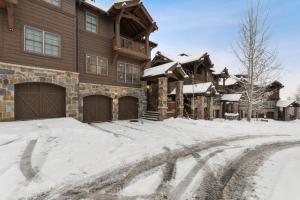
[170,82,215,95]
[83,0,110,12]
[276,100,299,108]
[156,51,211,65]
[143,62,188,78]
[221,94,242,102]
[219,75,241,86]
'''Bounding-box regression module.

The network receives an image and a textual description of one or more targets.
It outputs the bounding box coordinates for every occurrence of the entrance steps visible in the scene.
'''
[142,111,160,121]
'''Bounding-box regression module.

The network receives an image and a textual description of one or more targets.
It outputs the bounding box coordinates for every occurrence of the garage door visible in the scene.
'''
[118,96,138,120]
[15,83,66,120]
[83,95,112,123]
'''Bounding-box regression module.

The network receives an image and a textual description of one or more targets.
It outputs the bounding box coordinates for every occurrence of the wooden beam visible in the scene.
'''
[115,8,125,48]
[7,3,15,31]
[122,11,146,29]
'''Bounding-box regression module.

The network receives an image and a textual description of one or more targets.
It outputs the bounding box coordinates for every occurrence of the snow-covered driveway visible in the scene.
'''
[0,118,300,199]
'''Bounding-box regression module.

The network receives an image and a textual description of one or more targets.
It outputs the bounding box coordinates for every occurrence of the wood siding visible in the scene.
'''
[0,0,76,72]
[78,6,143,88]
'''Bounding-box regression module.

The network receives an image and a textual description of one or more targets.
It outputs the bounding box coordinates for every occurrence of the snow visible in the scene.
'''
[170,82,214,95]
[221,93,242,102]
[225,112,239,117]
[219,75,241,86]
[120,167,163,196]
[1,118,300,199]
[250,147,300,200]
[83,0,110,12]
[143,62,180,78]
[158,51,209,65]
[276,100,295,108]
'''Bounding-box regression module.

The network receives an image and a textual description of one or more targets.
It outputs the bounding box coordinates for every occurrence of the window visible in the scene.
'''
[24,26,61,57]
[86,54,108,76]
[44,0,60,7]
[86,13,97,33]
[117,62,140,84]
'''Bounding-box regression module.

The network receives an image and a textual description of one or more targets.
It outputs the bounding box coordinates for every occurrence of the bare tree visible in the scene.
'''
[233,0,280,121]
[295,86,300,102]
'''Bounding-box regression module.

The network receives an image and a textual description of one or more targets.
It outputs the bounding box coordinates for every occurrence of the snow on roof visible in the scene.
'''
[170,82,213,95]
[219,75,241,86]
[158,52,207,65]
[83,0,110,12]
[83,0,139,13]
[276,100,296,108]
[143,62,180,78]
[221,94,242,102]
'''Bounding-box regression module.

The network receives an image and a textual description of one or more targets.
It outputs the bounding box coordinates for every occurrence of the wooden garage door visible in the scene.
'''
[83,95,112,123]
[15,83,66,120]
[119,96,138,120]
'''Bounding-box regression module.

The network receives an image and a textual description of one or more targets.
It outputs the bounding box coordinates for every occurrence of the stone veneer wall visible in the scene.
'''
[0,62,79,121]
[79,83,146,121]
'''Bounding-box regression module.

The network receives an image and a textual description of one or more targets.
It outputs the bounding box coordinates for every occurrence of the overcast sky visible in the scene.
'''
[96,0,300,99]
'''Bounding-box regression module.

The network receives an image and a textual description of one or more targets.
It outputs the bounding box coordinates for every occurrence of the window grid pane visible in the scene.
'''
[86,14,97,33]
[98,57,108,76]
[86,55,98,74]
[44,33,60,56]
[25,27,43,54]
[117,62,126,82]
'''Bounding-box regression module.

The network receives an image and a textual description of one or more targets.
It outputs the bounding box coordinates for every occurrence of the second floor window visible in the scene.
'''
[117,62,140,84]
[86,13,97,33]
[24,26,60,57]
[86,55,108,76]
[44,0,60,7]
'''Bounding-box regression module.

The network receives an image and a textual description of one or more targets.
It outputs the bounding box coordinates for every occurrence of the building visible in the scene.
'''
[145,51,218,120]
[0,0,157,122]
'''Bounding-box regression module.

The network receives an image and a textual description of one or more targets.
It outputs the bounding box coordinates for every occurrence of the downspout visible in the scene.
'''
[75,0,81,73]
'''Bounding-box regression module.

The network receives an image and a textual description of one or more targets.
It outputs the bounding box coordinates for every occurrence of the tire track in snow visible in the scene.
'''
[20,140,38,180]
[30,135,288,200]
[195,140,300,200]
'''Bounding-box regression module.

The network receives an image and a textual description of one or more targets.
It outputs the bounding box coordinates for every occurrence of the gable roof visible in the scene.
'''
[170,82,216,95]
[143,62,188,79]
[154,51,213,66]
[82,0,158,31]
[276,100,300,108]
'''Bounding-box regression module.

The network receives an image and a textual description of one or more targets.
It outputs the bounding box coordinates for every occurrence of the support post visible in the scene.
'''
[208,96,214,120]
[176,80,184,118]
[295,107,300,120]
[158,77,168,121]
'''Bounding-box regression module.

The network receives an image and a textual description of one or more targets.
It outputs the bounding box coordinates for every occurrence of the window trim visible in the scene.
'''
[85,12,98,34]
[43,0,61,8]
[85,54,109,76]
[24,25,61,58]
[117,61,140,84]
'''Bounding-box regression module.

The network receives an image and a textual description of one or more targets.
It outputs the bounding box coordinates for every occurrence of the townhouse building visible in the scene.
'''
[0,0,157,122]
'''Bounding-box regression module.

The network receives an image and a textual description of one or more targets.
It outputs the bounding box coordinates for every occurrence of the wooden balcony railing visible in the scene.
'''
[119,36,147,55]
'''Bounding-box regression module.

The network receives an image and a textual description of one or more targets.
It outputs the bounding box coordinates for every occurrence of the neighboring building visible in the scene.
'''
[0,0,157,122]
[147,51,218,120]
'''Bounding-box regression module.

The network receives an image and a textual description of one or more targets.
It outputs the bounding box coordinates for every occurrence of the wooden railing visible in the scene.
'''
[120,36,147,55]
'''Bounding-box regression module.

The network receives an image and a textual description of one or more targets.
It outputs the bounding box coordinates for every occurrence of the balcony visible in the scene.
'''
[114,36,149,61]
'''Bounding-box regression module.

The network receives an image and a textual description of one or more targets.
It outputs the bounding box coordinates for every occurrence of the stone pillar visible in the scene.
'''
[158,77,168,121]
[140,81,148,117]
[176,80,184,118]
[112,97,119,121]
[208,96,214,120]
[195,96,205,119]
[295,107,300,120]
